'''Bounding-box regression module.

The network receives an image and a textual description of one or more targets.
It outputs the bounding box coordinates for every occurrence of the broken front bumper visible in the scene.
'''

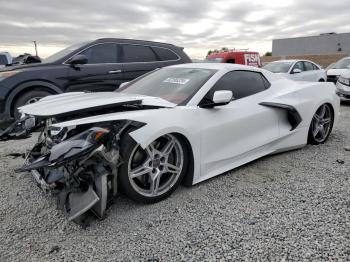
[31,169,55,191]
[26,147,113,222]
[15,120,137,223]
[17,127,120,222]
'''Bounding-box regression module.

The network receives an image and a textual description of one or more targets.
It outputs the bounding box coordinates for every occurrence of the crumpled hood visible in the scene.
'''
[18,92,176,117]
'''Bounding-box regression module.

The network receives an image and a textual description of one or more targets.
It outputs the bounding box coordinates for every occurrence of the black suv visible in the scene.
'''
[0,38,191,125]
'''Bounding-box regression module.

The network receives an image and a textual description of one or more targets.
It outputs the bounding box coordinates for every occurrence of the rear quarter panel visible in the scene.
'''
[293,82,340,129]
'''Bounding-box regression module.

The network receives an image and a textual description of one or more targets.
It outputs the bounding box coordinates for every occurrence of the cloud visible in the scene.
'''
[0,0,349,59]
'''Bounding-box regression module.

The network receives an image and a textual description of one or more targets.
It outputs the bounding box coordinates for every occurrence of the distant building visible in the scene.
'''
[272,32,350,56]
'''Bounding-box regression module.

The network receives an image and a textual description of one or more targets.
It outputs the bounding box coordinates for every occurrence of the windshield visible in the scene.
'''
[263,61,293,73]
[43,42,88,63]
[205,57,224,63]
[118,67,217,104]
[330,58,350,69]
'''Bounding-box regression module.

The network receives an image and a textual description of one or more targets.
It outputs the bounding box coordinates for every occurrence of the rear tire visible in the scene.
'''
[13,89,52,119]
[308,104,334,145]
[119,133,188,203]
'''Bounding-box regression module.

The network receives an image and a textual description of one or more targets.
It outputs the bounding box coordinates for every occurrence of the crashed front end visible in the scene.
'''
[4,92,176,223]
[15,118,142,223]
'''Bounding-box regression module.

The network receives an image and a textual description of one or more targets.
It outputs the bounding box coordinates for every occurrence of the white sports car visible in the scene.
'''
[9,63,339,222]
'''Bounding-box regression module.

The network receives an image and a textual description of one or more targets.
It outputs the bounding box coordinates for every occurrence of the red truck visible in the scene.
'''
[206,50,261,67]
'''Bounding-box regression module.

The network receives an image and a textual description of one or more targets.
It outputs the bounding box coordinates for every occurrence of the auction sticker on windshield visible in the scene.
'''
[163,78,190,85]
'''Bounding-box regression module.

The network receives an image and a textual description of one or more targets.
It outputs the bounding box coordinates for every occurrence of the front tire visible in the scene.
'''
[308,104,334,144]
[119,133,188,203]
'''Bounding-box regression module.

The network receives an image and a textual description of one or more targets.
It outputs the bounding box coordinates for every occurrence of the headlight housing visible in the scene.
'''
[16,127,111,172]
[0,70,21,81]
[48,127,110,163]
[338,76,350,86]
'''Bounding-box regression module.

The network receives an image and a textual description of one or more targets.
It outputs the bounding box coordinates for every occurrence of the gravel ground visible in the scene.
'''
[1,104,350,262]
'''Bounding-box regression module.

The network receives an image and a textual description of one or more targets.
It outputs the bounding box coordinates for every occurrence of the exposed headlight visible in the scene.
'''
[0,70,21,81]
[338,76,350,86]
[48,127,110,162]
[16,127,111,172]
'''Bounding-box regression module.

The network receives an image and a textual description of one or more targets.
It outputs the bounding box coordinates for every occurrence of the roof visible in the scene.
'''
[95,38,179,48]
[269,59,298,63]
[169,62,261,71]
[269,59,321,64]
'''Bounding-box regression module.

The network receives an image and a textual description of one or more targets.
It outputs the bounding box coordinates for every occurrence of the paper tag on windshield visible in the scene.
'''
[163,78,190,85]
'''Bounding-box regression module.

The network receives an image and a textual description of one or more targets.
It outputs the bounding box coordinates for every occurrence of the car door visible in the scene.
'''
[198,70,280,177]
[120,44,164,84]
[290,61,306,81]
[65,43,124,92]
[303,61,317,81]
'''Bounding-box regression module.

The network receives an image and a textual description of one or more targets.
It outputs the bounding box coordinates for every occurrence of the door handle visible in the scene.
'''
[108,70,122,74]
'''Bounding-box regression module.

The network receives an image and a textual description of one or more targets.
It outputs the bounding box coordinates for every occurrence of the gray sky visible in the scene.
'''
[1,0,350,59]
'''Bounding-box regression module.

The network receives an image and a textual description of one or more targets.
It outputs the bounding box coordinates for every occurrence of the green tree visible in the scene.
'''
[264,51,272,56]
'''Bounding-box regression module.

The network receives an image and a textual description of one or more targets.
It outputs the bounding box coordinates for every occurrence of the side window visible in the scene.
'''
[304,61,315,71]
[312,63,320,70]
[206,71,268,101]
[121,44,157,62]
[80,43,117,64]
[293,61,305,72]
[152,47,178,61]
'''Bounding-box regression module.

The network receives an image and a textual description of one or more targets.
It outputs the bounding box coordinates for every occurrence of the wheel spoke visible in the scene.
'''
[162,138,175,155]
[319,105,326,118]
[145,143,156,158]
[313,125,321,137]
[313,114,321,122]
[319,126,326,138]
[164,162,181,174]
[150,173,161,195]
[130,164,151,179]
[323,117,331,124]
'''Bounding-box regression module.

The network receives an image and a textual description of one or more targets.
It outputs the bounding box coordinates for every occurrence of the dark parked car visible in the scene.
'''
[0,38,191,126]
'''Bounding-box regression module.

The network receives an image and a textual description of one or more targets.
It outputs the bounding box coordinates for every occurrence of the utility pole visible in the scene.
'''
[33,41,38,56]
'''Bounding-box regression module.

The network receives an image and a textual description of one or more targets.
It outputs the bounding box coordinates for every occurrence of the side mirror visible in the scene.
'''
[213,90,233,104]
[201,90,233,108]
[292,68,302,74]
[67,54,88,65]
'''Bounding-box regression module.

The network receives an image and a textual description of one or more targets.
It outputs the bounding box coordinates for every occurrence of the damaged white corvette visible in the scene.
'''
[8,63,339,222]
